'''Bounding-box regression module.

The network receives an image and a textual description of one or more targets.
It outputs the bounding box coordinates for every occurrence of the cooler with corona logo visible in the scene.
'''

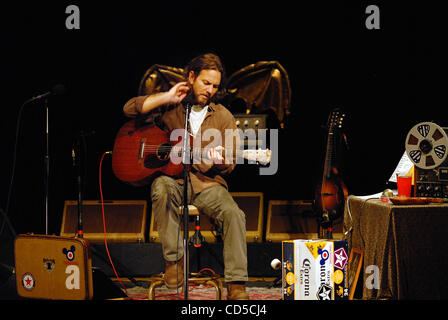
[14,234,93,300]
[282,239,348,300]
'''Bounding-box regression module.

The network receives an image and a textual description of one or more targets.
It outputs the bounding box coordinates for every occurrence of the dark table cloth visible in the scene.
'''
[344,196,448,299]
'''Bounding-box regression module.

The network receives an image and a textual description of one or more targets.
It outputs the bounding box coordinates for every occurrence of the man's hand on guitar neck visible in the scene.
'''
[192,145,232,174]
[141,82,190,114]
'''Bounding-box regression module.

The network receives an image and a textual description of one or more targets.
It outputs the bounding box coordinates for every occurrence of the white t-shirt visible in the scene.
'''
[189,105,208,136]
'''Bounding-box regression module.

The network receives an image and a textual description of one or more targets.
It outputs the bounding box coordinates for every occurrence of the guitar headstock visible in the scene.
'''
[327,108,346,134]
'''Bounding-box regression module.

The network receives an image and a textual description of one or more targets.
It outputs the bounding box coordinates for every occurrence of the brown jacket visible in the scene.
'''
[123,95,240,194]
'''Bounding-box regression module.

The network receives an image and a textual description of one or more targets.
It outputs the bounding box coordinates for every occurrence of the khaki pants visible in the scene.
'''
[150,175,248,283]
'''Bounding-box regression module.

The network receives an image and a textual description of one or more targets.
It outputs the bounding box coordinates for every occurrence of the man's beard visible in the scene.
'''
[194,93,211,106]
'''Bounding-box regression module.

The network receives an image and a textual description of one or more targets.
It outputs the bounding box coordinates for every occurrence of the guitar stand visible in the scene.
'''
[318,211,334,239]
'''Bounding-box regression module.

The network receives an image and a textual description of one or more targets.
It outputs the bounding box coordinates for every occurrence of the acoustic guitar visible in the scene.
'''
[112,119,271,186]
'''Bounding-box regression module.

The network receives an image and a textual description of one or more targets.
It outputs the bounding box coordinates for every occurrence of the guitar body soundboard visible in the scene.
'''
[112,120,183,186]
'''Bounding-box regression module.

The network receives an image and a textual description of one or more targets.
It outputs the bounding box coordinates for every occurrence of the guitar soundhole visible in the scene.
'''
[144,153,167,169]
[142,143,171,169]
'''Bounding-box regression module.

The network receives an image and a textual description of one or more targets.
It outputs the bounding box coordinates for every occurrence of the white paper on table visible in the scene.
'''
[388,151,414,183]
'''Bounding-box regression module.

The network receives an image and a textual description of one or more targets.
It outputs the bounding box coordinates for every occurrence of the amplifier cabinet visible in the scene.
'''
[15,234,93,300]
[234,114,267,129]
[415,165,448,198]
[233,192,264,243]
[234,114,268,147]
[266,200,343,242]
[60,200,147,243]
[149,192,264,243]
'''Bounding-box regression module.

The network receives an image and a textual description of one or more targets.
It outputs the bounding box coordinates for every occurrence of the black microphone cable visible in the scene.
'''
[3,98,33,224]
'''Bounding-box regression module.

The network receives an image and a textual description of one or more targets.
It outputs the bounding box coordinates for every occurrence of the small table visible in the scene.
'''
[344,195,448,299]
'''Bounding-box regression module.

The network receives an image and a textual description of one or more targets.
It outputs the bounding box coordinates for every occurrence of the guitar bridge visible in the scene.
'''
[138,139,146,160]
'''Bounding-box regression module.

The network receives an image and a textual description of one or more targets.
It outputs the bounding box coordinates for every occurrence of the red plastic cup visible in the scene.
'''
[396,175,412,197]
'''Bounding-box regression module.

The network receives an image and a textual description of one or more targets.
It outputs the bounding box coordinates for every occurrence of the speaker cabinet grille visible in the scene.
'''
[60,200,147,243]
[266,200,344,242]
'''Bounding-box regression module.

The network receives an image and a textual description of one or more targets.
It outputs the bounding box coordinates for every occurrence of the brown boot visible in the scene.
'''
[226,283,250,300]
[163,257,184,289]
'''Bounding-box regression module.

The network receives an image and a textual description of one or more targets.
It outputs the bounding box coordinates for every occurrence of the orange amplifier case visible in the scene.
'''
[14,234,94,300]
[60,200,147,243]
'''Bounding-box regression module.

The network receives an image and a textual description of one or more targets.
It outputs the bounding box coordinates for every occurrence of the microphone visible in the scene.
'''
[31,84,67,101]
[190,228,204,248]
[189,216,205,248]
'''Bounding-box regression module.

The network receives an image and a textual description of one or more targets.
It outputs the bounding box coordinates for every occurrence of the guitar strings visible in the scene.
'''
[141,145,260,152]
[141,145,238,154]
[136,144,269,164]
[140,145,260,160]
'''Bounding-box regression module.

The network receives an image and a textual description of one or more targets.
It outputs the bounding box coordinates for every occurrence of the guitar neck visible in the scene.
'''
[173,147,269,162]
[323,132,334,179]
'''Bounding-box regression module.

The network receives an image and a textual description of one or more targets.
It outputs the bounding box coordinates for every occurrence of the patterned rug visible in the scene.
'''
[117,281,282,301]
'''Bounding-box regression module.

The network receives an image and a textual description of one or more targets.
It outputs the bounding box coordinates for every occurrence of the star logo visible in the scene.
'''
[22,273,35,291]
[334,248,348,270]
[317,284,332,300]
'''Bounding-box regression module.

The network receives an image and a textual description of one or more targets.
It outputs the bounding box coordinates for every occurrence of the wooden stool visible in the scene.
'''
[147,205,223,300]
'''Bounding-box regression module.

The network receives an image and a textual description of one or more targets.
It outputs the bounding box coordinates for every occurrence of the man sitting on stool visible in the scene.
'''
[123,53,249,300]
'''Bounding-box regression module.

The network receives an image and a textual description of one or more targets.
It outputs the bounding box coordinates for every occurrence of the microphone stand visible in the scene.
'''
[44,98,50,235]
[15,86,66,235]
[72,132,84,238]
[182,102,192,300]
